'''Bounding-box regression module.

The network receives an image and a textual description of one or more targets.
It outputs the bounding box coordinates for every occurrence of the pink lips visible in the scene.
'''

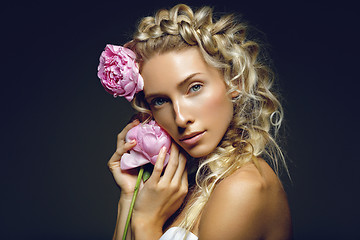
[179,131,205,146]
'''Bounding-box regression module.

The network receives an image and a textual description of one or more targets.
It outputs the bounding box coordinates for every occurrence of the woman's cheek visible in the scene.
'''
[152,110,175,137]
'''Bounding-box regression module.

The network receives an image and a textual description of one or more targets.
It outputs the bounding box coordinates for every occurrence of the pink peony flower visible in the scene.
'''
[121,120,172,170]
[97,44,144,101]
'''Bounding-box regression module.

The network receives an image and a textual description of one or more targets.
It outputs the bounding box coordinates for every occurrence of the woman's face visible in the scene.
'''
[141,47,234,158]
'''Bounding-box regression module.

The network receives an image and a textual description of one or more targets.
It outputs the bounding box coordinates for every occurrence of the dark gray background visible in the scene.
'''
[1,0,359,239]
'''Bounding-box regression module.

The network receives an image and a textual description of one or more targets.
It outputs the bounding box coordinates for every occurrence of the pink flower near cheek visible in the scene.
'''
[120,121,171,170]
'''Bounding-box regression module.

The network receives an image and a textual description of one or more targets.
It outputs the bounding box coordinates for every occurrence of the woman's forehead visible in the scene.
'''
[141,48,211,92]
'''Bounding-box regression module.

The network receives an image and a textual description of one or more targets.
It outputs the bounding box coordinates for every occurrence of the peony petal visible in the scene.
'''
[123,81,135,92]
[140,133,162,156]
[124,92,136,101]
[121,47,136,59]
[121,150,150,170]
[125,130,137,143]
[121,121,171,170]
[150,153,170,166]
[98,44,143,101]
[156,137,171,150]
[136,74,144,91]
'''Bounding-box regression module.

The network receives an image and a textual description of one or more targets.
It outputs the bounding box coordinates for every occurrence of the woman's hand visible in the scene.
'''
[108,119,141,199]
[131,143,188,237]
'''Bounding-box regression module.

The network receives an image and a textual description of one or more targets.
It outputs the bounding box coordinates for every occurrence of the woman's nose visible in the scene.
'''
[173,100,194,128]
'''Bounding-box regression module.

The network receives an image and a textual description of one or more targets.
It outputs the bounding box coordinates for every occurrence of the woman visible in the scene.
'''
[106,4,292,240]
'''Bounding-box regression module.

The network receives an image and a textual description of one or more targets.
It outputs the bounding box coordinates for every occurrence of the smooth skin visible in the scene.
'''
[109,47,292,240]
[197,160,292,239]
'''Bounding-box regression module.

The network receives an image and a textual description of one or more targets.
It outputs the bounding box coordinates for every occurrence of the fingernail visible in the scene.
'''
[161,146,167,153]
[130,139,136,144]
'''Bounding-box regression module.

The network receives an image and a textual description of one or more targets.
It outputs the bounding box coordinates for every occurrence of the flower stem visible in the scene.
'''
[122,166,144,240]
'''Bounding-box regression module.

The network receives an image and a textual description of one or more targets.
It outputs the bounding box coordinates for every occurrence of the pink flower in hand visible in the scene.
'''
[97,44,144,101]
[121,120,171,170]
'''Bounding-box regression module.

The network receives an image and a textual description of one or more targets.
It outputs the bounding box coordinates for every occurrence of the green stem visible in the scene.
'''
[122,166,144,240]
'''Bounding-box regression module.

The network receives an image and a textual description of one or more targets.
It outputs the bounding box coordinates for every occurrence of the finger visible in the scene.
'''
[112,119,140,163]
[161,143,180,182]
[148,146,167,182]
[107,153,121,172]
[181,167,188,190]
[116,119,140,147]
[171,151,187,185]
[109,140,137,167]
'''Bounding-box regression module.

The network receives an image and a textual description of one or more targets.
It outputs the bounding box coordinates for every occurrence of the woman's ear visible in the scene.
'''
[230,89,241,99]
[229,79,242,99]
[231,90,240,98]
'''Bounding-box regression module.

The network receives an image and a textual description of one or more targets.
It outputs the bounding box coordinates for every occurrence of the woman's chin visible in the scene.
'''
[183,146,215,159]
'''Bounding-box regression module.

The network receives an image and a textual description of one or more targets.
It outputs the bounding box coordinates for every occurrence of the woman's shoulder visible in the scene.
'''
[198,158,292,240]
[221,158,283,193]
[209,158,285,204]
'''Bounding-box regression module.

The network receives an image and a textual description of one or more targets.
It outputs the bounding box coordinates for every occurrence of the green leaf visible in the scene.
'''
[142,163,154,182]
[143,170,151,182]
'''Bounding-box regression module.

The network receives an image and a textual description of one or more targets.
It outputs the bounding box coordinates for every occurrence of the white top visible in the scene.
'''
[159,227,198,240]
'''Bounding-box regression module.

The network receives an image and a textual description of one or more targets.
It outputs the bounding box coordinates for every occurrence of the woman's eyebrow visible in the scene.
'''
[177,72,201,89]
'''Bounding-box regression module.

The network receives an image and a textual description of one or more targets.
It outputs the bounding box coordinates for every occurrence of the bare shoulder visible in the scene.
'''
[198,158,292,240]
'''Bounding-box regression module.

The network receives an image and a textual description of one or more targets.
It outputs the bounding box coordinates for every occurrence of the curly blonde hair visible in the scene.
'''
[125,4,288,233]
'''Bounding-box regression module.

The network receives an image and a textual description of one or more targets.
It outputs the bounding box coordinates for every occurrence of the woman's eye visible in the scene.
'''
[151,97,168,106]
[189,84,202,93]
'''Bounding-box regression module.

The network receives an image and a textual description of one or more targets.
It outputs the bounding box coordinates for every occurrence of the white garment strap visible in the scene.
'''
[159,227,198,240]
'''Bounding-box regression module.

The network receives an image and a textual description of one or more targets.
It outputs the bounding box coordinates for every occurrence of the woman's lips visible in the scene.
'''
[180,131,205,146]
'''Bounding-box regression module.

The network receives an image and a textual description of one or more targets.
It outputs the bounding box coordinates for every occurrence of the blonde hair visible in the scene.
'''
[126,4,288,233]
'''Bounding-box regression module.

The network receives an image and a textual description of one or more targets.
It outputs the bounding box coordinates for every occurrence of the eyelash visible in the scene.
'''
[150,83,203,107]
[189,83,202,93]
[151,97,168,107]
